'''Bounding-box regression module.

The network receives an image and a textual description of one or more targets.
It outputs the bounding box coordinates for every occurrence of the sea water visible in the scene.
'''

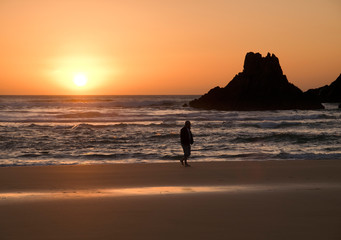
[0,95,340,166]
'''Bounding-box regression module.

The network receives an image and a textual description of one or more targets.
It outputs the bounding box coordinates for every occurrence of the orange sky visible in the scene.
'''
[0,0,340,95]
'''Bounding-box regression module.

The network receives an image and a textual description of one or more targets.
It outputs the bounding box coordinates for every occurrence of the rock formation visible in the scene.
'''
[305,74,341,103]
[189,52,324,111]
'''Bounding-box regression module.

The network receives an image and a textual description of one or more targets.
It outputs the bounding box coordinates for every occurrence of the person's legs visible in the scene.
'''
[180,157,184,165]
[181,145,191,167]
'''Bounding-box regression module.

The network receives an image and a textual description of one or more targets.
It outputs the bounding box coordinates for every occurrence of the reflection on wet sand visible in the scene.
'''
[0,186,234,202]
[0,184,339,202]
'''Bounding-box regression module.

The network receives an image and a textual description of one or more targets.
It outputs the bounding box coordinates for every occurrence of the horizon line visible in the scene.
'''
[0,94,202,96]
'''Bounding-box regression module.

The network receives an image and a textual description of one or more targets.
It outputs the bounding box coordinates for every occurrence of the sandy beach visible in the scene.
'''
[1,160,341,240]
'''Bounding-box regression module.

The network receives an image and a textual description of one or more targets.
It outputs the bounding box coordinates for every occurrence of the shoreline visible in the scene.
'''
[1,158,340,166]
[1,157,340,168]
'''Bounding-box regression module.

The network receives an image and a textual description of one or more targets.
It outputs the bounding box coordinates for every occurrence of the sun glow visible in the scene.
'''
[73,73,88,87]
[49,55,118,94]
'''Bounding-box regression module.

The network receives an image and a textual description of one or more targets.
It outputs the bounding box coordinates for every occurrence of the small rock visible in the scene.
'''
[306,74,341,103]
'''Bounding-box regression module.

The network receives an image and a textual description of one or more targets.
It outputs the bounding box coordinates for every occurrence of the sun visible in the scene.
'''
[73,73,88,87]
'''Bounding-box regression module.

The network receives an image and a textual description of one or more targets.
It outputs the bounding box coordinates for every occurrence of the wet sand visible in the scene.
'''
[1,160,341,240]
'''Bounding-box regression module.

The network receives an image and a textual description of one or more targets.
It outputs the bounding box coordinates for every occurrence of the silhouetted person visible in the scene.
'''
[180,121,193,167]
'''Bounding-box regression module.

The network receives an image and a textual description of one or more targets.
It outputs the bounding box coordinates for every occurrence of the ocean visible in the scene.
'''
[0,95,340,166]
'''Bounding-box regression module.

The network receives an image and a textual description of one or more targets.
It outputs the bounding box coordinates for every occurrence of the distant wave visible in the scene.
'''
[0,95,193,110]
[148,132,179,139]
[239,121,303,129]
[231,132,339,144]
[112,100,179,108]
[56,111,117,119]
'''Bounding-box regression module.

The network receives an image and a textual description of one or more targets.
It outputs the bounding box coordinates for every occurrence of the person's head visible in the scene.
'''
[185,120,191,129]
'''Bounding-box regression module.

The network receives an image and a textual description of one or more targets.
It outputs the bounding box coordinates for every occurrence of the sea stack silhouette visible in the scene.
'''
[305,74,341,103]
[189,52,324,111]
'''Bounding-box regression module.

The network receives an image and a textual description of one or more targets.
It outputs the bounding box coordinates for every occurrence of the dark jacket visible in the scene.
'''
[180,126,193,146]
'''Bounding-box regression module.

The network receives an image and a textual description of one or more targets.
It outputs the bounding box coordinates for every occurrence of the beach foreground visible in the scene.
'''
[1,160,341,240]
